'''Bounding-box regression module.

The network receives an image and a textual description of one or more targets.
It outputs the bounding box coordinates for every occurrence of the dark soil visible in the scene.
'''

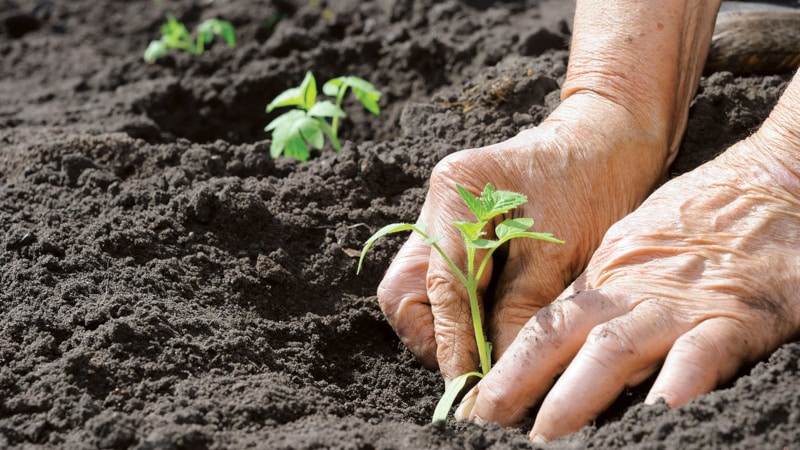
[1,0,798,448]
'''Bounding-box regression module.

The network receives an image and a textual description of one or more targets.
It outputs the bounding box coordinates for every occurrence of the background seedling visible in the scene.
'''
[144,15,236,63]
[265,72,382,162]
[358,183,563,422]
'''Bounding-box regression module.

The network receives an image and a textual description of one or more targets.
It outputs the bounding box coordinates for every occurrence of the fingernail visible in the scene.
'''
[531,433,550,444]
[472,415,487,426]
[453,385,479,420]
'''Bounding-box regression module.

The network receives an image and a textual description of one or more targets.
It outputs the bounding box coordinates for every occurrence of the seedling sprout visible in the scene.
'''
[265,72,382,162]
[144,15,236,63]
[358,183,563,422]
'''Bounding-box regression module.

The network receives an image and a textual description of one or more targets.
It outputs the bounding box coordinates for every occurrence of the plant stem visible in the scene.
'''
[467,248,491,375]
[331,85,347,137]
[317,119,342,152]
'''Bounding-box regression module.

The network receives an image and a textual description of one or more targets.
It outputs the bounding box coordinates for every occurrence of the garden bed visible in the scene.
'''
[1,0,798,448]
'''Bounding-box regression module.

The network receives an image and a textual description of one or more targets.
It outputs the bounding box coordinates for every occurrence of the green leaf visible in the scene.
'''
[431,371,483,422]
[322,77,343,97]
[162,15,191,43]
[266,87,305,112]
[323,76,382,115]
[456,185,487,220]
[301,125,325,150]
[308,101,346,118]
[143,40,168,62]
[479,184,528,221]
[265,111,325,160]
[470,239,498,249]
[425,236,443,245]
[343,76,382,98]
[495,218,534,240]
[300,71,317,110]
[452,221,485,243]
[355,94,381,115]
[264,109,306,131]
[357,223,429,274]
[197,19,236,47]
[500,231,565,245]
[283,136,310,162]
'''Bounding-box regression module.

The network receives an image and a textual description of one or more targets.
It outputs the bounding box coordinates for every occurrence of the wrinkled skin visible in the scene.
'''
[378,0,800,441]
[377,94,670,380]
[461,112,800,439]
[379,0,719,383]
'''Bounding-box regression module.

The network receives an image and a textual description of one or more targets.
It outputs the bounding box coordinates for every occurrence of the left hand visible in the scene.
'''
[456,135,800,441]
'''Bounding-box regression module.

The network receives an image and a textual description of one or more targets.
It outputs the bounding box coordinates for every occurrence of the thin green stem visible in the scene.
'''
[331,85,348,137]
[317,119,342,152]
[466,246,491,375]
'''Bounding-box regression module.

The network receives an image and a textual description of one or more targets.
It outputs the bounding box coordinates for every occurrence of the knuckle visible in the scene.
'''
[585,322,639,362]
[426,269,468,308]
[519,304,568,345]
[429,150,486,191]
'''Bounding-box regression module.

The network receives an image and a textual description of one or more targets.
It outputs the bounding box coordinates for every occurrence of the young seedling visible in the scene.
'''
[144,15,236,63]
[265,72,382,162]
[358,183,563,422]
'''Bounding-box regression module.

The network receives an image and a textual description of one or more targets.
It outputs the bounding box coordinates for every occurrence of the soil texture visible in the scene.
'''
[1,0,798,448]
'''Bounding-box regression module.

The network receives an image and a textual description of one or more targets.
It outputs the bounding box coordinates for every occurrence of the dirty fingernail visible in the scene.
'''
[472,415,487,426]
[453,385,479,420]
[531,433,550,444]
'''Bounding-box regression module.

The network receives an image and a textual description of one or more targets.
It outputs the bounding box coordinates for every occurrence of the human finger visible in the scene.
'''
[377,232,437,369]
[458,286,620,426]
[644,317,755,407]
[529,297,684,441]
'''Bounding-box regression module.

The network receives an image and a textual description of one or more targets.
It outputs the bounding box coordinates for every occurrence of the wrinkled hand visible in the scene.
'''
[458,135,800,441]
[377,94,670,382]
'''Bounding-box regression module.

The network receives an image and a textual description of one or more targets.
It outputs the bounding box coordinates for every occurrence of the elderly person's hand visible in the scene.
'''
[377,0,720,385]
[458,70,800,441]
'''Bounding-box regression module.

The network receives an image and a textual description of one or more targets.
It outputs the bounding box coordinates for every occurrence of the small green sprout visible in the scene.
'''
[265,72,382,162]
[144,15,236,63]
[358,183,564,422]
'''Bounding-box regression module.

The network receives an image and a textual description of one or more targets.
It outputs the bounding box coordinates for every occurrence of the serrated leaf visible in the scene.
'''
[431,371,483,422]
[479,184,528,221]
[357,223,429,274]
[456,184,486,220]
[495,218,534,240]
[308,101,346,118]
[453,221,485,242]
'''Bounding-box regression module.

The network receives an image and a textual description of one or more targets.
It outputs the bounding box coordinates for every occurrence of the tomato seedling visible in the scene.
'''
[144,15,236,63]
[265,72,382,162]
[358,183,563,422]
